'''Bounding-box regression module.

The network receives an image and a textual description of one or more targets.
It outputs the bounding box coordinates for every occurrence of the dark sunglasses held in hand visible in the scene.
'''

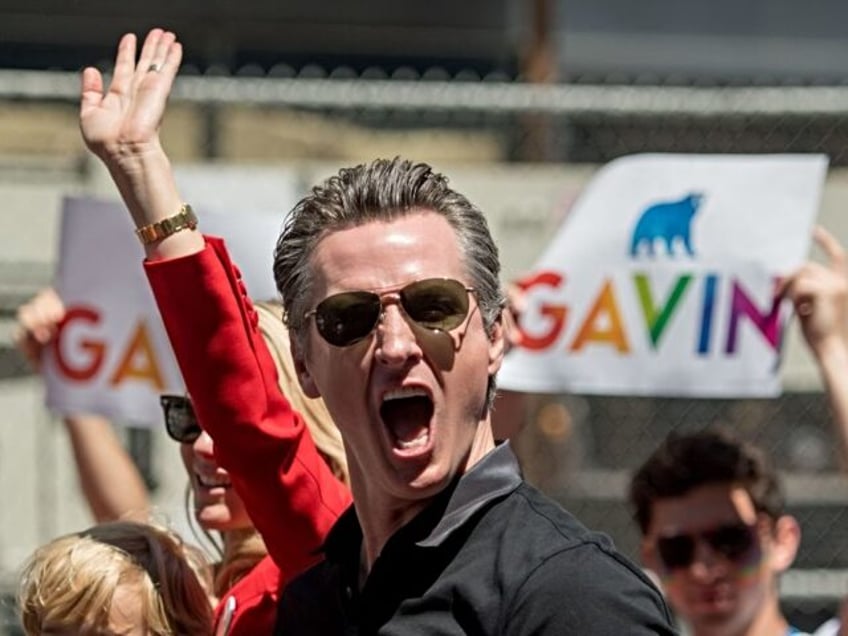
[160,394,202,444]
[304,277,475,347]
[656,522,759,571]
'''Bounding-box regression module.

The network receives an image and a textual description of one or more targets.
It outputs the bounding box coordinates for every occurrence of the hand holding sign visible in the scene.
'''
[779,226,848,465]
[14,287,65,371]
[779,226,848,357]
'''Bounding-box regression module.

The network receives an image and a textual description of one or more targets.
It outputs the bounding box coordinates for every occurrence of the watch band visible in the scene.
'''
[135,204,198,245]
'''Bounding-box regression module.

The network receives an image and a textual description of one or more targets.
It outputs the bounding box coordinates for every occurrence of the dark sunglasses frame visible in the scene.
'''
[303,277,476,347]
[160,394,202,444]
[655,521,760,571]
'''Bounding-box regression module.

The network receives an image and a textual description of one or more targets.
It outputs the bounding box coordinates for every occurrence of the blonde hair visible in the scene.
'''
[18,521,213,635]
[256,301,349,485]
[213,527,267,601]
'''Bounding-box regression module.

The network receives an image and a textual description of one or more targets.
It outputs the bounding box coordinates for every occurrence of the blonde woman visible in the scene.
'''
[16,289,350,634]
[18,521,212,635]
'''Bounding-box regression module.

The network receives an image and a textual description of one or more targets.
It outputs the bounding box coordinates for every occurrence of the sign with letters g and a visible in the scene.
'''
[44,196,282,427]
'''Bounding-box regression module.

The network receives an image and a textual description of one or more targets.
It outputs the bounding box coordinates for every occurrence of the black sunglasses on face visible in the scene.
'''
[303,277,475,348]
[655,522,759,571]
[160,394,202,444]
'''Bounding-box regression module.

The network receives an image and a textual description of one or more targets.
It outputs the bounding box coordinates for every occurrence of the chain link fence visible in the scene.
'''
[1,68,847,633]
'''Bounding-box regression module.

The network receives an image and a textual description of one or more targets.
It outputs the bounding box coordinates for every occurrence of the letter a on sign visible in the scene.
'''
[109,320,166,392]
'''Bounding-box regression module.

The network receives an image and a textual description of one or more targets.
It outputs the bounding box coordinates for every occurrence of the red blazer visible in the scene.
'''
[145,236,352,635]
[213,554,281,634]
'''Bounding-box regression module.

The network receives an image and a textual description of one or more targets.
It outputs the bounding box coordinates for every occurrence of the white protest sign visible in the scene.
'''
[498,153,828,398]
[44,195,285,426]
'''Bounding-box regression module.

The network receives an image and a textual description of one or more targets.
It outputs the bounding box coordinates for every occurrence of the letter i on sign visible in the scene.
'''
[697,274,719,355]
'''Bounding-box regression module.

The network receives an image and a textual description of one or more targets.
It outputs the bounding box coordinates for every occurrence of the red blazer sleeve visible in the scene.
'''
[144,236,351,578]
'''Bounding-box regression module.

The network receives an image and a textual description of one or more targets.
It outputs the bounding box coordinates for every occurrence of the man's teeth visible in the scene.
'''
[397,431,429,449]
[382,386,429,402]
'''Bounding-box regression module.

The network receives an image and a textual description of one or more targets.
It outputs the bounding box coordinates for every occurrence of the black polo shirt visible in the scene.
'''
[275,443,677,635]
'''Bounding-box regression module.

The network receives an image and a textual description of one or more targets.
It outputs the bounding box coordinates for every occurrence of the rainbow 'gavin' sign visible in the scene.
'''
[498,154,828,398]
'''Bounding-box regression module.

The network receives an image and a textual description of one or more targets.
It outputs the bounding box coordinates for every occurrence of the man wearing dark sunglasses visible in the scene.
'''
[630,429,807,636]
[81,28,676,635]
[267,159,675,634]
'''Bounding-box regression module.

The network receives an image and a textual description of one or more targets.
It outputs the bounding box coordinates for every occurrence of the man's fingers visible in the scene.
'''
[813,225,846,270]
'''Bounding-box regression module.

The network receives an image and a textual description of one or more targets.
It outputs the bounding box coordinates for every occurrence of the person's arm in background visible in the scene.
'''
[15,288,150,522]
[782,227,848,636]
[780,226,848,468]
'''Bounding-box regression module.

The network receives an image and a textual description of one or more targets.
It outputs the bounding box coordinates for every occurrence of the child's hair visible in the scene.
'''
[18,521,213,635]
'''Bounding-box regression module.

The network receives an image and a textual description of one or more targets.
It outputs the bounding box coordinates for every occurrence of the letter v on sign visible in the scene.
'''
[634,273,693,348]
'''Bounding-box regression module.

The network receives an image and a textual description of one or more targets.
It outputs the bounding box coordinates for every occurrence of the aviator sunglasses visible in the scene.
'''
[655,521,759,571]
[160,394,202,444]
[304,277,475,347]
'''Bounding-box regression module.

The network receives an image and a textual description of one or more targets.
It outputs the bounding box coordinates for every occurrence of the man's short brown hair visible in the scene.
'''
[628,428,784,534]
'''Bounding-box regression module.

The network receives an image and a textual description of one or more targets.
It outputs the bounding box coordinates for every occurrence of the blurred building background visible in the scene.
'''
[1,1,848,633]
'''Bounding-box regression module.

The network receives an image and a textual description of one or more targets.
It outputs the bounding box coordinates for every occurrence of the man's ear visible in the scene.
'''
[290,337,321,399]
[770,515,801,573]
[487,310,506,376]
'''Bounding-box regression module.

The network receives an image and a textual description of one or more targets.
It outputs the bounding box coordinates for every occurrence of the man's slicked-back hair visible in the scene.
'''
[628,428,784,534]
[273,157,505,407]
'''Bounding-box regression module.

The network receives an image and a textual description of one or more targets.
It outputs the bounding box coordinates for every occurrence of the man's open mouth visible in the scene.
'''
[380,386,434,451]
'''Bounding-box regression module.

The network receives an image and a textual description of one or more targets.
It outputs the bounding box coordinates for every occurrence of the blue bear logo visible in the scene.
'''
[630,193,703,257]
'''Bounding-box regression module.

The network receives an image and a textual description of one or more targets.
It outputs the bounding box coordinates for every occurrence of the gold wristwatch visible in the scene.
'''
[135,204,198,245]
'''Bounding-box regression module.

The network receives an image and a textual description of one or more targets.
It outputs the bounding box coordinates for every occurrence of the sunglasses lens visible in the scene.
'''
[401,278,470,331]
[315,291,382,347]
[705,524,756,561]
[311,279,471,347]
[656,523,757,571]
[656,535,695,570]
[160,396,201,443]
